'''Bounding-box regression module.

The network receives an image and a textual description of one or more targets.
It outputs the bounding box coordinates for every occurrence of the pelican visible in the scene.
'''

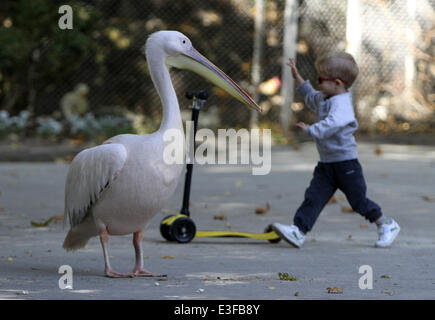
[62,30,262,278]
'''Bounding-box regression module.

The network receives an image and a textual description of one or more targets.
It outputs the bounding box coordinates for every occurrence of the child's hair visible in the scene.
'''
[315,52,359,89]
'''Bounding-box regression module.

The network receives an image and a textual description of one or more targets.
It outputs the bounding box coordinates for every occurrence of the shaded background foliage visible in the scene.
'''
[0,0,434,141]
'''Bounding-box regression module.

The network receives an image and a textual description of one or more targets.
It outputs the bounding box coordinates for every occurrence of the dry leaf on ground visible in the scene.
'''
[375,146,383,155]
[327,287,343,294]
[30,214,64,227]
[255,202,270,214]
[422,196,435,202]
[278,272,298,281]
[328,196,337,204]
[213,213,227,220]
[31,218,54,227]
[381,289,393,296]
[341,206,355,213]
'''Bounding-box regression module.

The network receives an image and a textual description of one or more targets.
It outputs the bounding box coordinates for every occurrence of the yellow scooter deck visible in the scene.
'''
[196,230,278,240]
[162,214,280,241]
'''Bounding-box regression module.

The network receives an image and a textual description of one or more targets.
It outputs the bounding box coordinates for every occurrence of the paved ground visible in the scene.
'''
[0,142,434,300]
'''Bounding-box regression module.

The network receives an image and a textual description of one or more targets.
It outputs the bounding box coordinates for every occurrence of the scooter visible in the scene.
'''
[159,90,280,244]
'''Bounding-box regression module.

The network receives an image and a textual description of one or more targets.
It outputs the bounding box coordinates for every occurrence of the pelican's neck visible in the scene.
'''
[148,56,183,135]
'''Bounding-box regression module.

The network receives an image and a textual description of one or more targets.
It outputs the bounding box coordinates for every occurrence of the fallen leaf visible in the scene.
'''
[375,146,383,155]
[294,292,300,296]
[381,274,392,279]
[341,206,354,213]
[422,196,435,202]
[360,224,368,228]
[30,217,53,227]
[278,272,298,281]
[327,287,343,294]
[266,286,275,290]
[381,289,393,296]
[8,257,13,262]
[213,213,227,220]
[328,196,337,204]
[30,214,64,227]
[160,256,174,259]
[255,202,270,214]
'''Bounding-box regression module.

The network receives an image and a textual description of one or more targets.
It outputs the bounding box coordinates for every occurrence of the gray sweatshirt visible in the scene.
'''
[297,80,358,163]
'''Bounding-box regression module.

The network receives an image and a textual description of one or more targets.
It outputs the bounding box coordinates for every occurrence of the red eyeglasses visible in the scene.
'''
[318,76,348,85]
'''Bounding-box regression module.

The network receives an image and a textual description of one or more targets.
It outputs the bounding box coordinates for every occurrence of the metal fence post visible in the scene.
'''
[280,0,298,135]
[250,0,265,129]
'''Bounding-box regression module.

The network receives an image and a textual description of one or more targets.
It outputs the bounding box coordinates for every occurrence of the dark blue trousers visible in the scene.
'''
[294,159,382,234]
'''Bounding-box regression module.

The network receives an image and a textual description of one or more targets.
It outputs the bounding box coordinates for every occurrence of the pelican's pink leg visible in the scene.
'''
[131,230,167,277]
[99,229,133,278]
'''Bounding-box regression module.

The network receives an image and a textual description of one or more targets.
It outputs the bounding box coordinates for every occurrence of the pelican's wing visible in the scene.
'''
[64,143,127,228]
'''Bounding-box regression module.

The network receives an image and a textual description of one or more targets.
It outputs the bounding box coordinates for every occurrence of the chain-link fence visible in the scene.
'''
[0,0,434,141]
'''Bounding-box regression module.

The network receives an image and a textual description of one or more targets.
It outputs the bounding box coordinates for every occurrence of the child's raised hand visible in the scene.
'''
[286,58,304,86]
[296,122,309,132]
[287,58,298,77]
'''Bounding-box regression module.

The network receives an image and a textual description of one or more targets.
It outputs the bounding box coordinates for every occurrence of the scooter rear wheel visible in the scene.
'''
[170,217,196,243]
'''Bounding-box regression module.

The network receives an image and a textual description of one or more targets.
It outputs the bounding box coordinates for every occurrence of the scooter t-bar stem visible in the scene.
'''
[180,91,208,216]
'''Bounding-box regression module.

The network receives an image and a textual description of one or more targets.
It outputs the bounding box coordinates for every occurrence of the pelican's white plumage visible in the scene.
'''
[62,30,261,278]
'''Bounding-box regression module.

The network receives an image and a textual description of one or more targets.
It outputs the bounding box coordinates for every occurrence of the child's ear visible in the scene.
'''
[336,79,345,88]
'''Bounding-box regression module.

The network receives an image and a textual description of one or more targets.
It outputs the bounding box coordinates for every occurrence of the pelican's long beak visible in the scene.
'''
[166,47,262,113]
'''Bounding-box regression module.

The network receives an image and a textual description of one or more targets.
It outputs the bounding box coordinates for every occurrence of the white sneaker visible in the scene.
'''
[271,223,305,248]
[375,219,400,248]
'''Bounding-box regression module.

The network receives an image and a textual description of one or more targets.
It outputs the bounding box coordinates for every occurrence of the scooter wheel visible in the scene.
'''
[169,217,196,243]
[265,224,281,243]
[160,215,175,241]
